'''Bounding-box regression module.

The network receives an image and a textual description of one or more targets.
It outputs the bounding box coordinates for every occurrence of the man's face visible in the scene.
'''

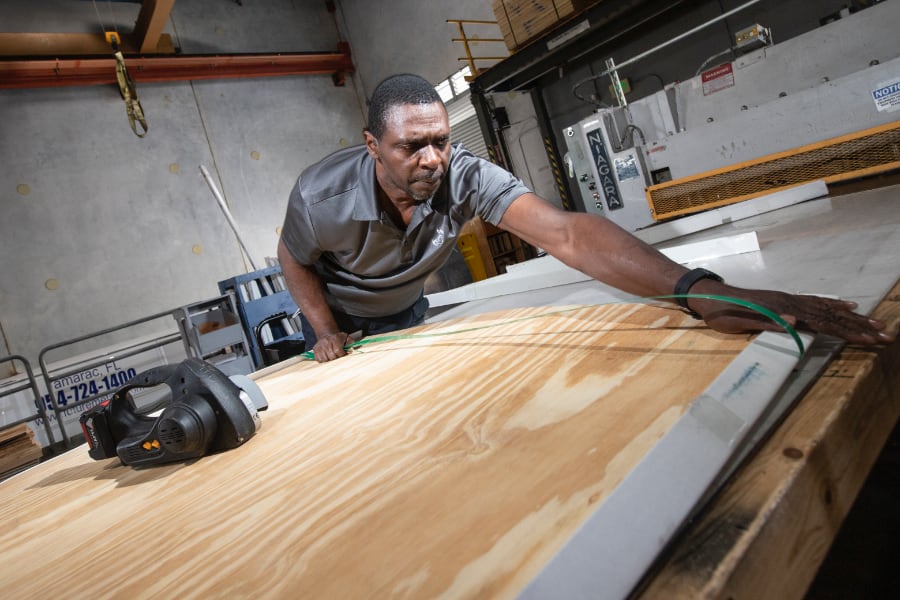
[365,102,452,202]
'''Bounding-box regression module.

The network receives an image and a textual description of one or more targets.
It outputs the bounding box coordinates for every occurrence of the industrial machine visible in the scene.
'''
[562,2,900,231]
[80,358,267,467]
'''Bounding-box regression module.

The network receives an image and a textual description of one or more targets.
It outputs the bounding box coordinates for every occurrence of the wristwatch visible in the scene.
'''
[674,268,723,319]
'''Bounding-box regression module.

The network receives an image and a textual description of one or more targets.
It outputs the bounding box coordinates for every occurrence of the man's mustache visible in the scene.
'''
[414,169,444,183]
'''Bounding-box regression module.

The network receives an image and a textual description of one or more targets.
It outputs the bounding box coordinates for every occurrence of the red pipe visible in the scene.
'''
[0,43,353,89]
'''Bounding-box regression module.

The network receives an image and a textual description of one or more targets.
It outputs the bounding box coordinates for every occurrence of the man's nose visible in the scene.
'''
[418,144,441,169]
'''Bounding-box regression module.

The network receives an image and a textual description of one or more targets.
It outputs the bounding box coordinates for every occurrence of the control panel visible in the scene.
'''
[561,113,655,232]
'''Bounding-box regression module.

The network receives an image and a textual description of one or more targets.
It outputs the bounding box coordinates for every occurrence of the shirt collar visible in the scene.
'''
[351,148,381,221]
[350,144,453,223]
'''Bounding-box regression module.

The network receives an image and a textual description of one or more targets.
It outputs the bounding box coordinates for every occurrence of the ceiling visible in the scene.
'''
[0,0,355,89]
[0,0,176,57]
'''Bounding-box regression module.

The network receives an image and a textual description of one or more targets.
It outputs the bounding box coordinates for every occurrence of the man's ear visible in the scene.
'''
[363,129,380,161]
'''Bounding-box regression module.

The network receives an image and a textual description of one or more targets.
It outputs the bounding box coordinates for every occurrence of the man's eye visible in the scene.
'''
[400,139,447,154]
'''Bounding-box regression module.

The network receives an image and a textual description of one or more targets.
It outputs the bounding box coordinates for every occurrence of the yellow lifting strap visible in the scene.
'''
[114,51,148,138]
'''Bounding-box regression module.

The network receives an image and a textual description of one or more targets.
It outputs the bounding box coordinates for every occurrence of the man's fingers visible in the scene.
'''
[315,344,345,362]
[312,333,351,362]
[704,297,895,346]
[791,298,888,343]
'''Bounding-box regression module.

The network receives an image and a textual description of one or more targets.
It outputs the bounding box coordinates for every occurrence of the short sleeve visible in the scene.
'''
[279,177,322,266]
[447,146,532,226]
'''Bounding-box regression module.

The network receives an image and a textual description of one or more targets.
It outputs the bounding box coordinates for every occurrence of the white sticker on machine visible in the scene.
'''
[872,80,900,113]
[701,63,735,96]
[614,155,640,181]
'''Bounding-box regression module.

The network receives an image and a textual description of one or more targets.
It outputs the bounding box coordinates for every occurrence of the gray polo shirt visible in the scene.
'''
[280,143,531,317]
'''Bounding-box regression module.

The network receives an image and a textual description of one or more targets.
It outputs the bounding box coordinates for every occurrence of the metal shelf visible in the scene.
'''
[172,295,254,377]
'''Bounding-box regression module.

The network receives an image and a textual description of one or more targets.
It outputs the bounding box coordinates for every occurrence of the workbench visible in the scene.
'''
[643,283,899,597]
[0,183,897,598]
[643,183,900,597]
[430,182,900,597]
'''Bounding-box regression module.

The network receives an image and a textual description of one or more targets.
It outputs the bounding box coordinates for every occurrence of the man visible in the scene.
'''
[278,74,891,362]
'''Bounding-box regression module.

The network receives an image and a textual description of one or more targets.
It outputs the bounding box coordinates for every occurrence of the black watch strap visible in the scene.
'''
[674,268,724,319]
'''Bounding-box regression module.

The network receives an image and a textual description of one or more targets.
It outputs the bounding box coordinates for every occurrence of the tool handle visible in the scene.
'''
[119,363,180,393]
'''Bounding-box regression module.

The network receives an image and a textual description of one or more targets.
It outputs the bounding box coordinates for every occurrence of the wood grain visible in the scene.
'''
[0,424,42,480]
[640,282,900,599]
[0,303,752,599]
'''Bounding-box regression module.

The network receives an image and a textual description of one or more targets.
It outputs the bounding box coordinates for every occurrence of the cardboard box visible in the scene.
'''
[492,0,594,51]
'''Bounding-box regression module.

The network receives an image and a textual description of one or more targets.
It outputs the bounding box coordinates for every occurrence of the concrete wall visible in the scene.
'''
[1,0,502,369]
[336,0,502,98]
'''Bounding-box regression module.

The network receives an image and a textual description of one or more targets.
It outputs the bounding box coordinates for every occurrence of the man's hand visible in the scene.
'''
[278,239,355,363]
[691,286,895,346]
[311,331,352,363]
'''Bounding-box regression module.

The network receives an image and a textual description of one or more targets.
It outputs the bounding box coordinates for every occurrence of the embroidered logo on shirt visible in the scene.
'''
[432,230,445,247]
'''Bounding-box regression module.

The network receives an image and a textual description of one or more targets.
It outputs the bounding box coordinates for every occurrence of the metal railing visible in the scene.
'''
[0,354,54,452]
[38,308,184,450]
[447,19,509,78]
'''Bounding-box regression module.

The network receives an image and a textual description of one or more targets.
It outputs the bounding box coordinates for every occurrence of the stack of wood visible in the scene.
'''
[0,424,42,481]
[492,0,596,51]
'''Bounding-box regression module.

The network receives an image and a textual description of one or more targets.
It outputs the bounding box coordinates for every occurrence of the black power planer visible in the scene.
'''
[80,358,268,467]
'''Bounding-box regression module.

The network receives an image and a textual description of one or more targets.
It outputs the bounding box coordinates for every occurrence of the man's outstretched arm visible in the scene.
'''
[499,193,893,345]
[277,238,351,362]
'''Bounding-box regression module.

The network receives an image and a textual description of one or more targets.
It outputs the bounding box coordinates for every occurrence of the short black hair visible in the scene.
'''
[366,74,443,140]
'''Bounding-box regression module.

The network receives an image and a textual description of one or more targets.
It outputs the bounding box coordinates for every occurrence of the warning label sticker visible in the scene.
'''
[701,63,735,96]
[872,80,900,113]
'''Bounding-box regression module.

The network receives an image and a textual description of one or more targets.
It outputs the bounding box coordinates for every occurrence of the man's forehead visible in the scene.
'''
[383,102,448,135]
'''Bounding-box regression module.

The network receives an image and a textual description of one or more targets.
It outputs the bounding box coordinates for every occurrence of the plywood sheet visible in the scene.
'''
[0,303,759,598]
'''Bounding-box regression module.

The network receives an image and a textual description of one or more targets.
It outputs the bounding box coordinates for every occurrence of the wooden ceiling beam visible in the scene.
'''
[133,0,176,54]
